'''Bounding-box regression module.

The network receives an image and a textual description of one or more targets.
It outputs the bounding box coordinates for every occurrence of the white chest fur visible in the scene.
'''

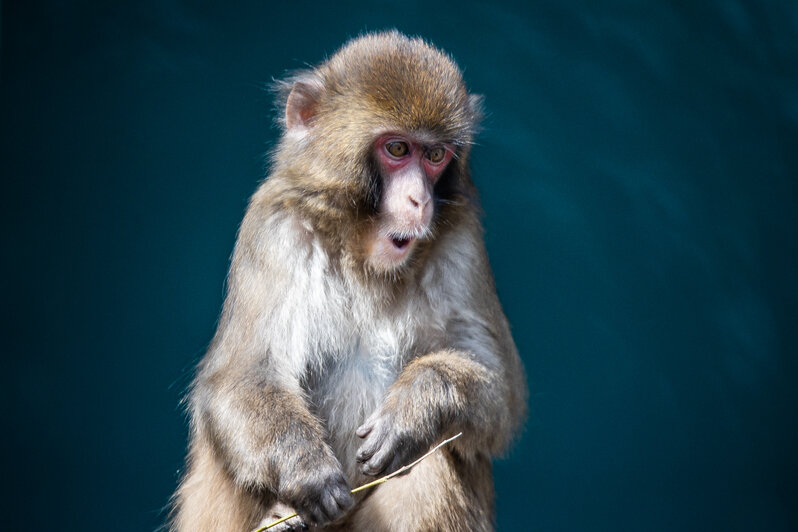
[264,215,463,479]
[307,301,442,480]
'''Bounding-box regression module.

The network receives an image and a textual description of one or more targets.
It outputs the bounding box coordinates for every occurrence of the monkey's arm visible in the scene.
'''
[192,364,354,525]
[355,348,517,476]
[188,207,354,525]
[356,241,526,475]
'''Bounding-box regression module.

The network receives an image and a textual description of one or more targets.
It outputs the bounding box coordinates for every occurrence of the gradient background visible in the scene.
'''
[2,1,796,531]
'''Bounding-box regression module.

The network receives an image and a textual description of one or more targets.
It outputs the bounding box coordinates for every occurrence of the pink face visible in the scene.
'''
[366,133,454,272]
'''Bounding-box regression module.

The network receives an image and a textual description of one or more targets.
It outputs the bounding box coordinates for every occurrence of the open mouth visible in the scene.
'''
[390,236,413,250]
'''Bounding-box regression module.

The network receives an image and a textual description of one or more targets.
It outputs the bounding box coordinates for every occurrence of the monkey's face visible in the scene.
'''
[364,133,454,273]
[274,32,481,278]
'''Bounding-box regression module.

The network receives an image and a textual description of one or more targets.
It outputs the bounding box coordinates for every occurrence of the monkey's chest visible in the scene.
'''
[307,324,414,480]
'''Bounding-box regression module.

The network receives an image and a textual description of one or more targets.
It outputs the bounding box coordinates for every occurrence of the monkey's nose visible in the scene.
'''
[404,193,432,226]
[408,194,430,211]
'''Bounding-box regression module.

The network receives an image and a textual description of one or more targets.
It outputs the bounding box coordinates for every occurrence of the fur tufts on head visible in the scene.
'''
[265,31,483,278]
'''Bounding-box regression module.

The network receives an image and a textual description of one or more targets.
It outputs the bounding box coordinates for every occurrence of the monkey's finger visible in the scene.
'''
[321,490,342,521]
[355,436,382,462]
[331,483,354,509]
[361,458,387,476]
[355,439,377,461]
[273,521,293,532]
[355,423,372,438]
[361,441,395,475]
[259,514,304,532]
[303,505,326,528]
[355,449,371,462]
[285,514,307,531]
[356,425,388,461]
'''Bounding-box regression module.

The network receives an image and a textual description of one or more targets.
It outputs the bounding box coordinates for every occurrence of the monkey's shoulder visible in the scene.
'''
[222,201,499,356]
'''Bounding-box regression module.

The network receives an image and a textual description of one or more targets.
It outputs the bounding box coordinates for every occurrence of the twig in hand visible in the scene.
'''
[255,432,463,531]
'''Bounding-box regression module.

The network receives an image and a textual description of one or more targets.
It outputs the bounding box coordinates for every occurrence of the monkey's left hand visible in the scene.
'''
[355,407,433,477]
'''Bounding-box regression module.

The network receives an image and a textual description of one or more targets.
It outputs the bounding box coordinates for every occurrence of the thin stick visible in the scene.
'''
[254,432,462,531]
[350,432,462,493]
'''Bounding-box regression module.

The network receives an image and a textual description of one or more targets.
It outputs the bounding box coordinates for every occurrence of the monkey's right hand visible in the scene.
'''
[277,457,354,527]
[253,502,308,532]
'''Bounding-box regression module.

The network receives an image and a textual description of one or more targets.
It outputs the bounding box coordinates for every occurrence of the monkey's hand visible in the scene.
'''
[253,502,308,532]
[277,456,354,527]
[355,407,433,477]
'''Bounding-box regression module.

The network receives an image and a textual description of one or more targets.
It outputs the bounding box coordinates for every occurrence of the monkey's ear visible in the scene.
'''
[285,78,325,131]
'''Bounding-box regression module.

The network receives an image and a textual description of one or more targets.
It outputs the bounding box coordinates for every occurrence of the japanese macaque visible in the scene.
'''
[170,31,526,532]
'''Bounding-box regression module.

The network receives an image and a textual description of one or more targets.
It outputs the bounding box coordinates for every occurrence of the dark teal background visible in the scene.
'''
[2,1,796,530]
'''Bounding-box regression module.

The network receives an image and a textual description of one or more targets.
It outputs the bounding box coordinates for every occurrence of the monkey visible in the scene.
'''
[170,31,527,532]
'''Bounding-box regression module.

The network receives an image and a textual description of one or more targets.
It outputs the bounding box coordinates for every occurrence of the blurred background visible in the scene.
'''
[2,1,796,530]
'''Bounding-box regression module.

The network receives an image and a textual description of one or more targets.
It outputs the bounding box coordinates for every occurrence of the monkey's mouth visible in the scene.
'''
[370,230,421,271]
[390,236,413,250]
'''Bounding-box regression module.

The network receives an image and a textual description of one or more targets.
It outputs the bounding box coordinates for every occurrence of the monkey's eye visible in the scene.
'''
[427,146,446,164]
[385,141,409,158]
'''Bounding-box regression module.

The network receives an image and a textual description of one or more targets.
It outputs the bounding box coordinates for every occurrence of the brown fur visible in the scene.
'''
[344,449,495,532]
[170,31,526,532]
[270,31,480,279]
